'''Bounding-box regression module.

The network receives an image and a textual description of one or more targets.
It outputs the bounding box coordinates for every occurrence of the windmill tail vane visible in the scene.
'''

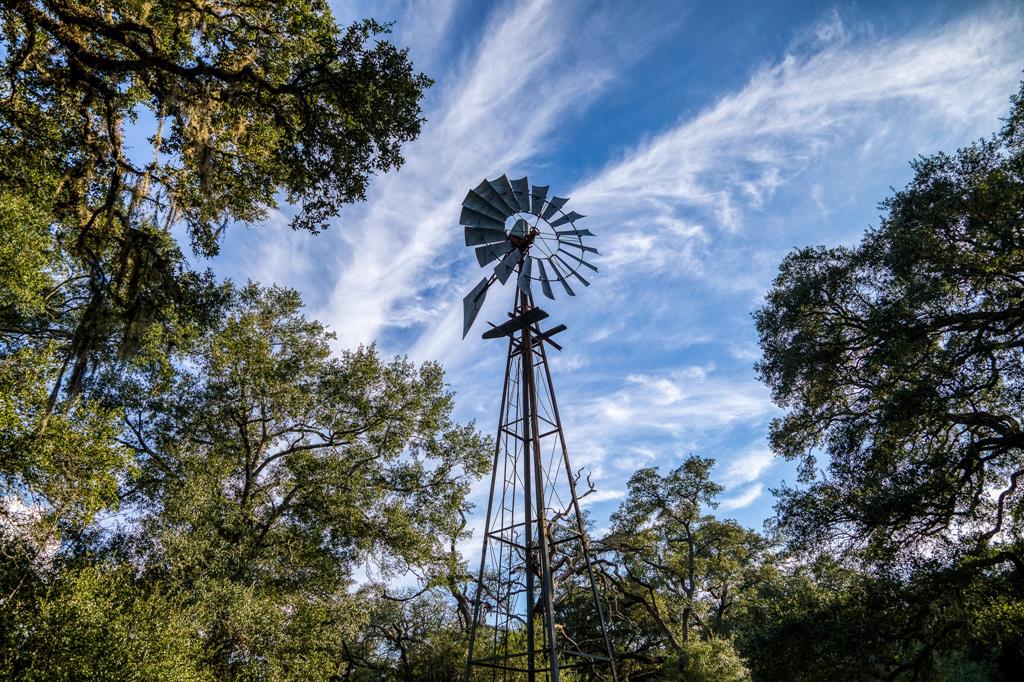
[460,175,617,681]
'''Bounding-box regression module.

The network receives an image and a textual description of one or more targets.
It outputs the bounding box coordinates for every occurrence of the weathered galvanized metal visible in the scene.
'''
[459,175,599,338]
[462,278,490,340]
[460,177,617,682]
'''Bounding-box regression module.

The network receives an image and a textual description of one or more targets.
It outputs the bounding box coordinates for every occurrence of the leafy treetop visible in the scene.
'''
[755,83,1024,570]
[0,0,431,402]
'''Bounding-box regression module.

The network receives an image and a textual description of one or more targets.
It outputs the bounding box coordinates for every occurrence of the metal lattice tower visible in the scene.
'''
[459,175,617,681]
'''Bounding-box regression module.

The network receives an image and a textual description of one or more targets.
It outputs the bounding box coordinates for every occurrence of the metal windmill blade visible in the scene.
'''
[458,174,599,337]
[536,259,556,300]
[517,255,534,298]
[530,185,549,215]
[510,176,531,212]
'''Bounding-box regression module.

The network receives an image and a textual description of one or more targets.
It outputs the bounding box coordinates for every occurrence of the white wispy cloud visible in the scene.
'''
[578,488,626,508]
[718,447,776,488]
[571,8,1024,284]
[719,482,765,511]
[588,365,776,437]
[531,363,778,500]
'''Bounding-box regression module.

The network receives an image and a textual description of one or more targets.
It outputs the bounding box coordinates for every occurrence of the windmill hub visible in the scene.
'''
[509,218,540,250]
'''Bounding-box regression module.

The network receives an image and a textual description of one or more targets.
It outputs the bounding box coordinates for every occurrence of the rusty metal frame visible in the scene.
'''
[464,282,618,682]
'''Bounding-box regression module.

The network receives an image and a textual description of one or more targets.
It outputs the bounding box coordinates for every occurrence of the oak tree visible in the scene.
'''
[110,285,489,678]
[602,456,763,678]
[0,0,430,398]
[755,83,1024,674]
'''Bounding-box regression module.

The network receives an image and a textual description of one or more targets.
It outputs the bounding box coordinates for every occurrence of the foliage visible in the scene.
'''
[0,189,52,324]
[0,342,128,522]
[657,637,750,682]
[601,456,769,676]
[732,551,1024,681]
[732,554,904,681]
[103,284,489,678]
[0,345,130,553]
[4,565,210,681]
[0,3,494,680]
[2,0,430,244]
[756,83,1024,565]
[0,0,430,399]
[0,282,490,681]
[343,590,468,681]
[754,83,1024,675]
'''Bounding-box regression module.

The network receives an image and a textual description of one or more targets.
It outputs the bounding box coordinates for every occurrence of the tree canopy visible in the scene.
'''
[0,0,430,402]
[756,83,1024,566]
[2,283,491,680]
[754,82,1024,676]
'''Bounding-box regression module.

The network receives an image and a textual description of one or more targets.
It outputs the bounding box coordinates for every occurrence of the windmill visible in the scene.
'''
[461,175,617,681]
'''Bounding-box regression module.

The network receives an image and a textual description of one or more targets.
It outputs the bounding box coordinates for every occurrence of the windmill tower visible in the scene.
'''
[460,175,617,681]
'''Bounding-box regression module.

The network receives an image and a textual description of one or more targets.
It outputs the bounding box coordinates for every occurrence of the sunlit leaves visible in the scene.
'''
[111,284,488,677]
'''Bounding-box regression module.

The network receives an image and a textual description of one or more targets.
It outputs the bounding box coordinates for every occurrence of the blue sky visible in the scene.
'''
[206,0,1024,544]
